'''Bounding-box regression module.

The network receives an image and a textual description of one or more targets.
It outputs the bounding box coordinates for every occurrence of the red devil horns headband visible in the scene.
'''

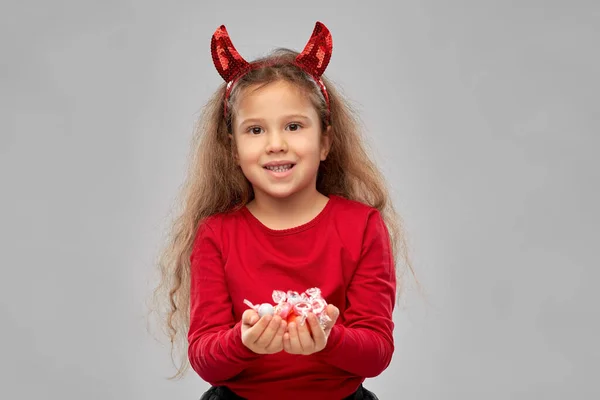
[211,21,333,121]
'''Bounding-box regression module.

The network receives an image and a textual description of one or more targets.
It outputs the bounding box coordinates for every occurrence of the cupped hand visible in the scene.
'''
[241,309,287,354]
[283,304,340,355]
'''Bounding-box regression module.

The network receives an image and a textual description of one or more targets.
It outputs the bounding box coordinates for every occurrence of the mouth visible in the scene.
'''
[263,164,295,173]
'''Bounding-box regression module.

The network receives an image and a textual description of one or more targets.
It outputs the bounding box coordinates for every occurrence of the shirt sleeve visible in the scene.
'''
[187,220,262,384]
[317,209,397,378]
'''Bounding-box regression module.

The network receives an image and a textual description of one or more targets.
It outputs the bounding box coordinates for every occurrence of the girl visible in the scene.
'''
[153,22,413,400]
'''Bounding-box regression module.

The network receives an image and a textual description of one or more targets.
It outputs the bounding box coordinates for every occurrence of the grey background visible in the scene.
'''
[1,0,598,399]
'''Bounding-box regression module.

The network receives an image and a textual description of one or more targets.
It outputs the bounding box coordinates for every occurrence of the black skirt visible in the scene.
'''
[200,384,378,400]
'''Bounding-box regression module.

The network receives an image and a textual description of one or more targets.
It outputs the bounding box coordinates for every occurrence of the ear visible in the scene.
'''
[320,125,332,161]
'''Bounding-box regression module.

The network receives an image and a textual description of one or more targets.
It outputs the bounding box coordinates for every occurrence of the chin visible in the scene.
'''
[253,184,308,201]
[262,189,299,200]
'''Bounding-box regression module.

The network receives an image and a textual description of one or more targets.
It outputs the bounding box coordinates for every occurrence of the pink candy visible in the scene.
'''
[243,287,332,327]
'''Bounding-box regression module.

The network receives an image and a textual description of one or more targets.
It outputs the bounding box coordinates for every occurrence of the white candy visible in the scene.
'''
[257,303,274,317]
[287,291,302,305]
[272,290,287,304]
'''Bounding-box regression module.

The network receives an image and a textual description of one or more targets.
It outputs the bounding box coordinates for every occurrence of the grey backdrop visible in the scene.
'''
[1,0,598,399]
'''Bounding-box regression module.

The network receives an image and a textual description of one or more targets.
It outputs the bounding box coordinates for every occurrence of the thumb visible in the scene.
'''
[328,304,339,320]
[243,310,259,326]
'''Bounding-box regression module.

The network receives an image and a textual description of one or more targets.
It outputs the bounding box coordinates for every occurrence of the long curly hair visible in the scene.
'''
[149,49,416,379]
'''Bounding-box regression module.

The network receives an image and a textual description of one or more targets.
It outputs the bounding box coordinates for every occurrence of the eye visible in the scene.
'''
[287,123,302,132]
[247,126,264,135]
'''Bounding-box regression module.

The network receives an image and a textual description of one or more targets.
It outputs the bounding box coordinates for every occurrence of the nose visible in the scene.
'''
[265,130,288,153]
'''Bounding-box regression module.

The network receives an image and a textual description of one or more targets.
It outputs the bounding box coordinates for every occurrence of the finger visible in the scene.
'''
[283,331,293,353]
[246,314,272,342]
[326,304,340,322]
[266,319,287,353]
[242,309,260,327]
[287,322,304,353]
[322,305,339,332]
[255,315,282,348]
[323,314,336,332]
[307,313,326,348]
[323,318,337,340]
[296,317,314,352]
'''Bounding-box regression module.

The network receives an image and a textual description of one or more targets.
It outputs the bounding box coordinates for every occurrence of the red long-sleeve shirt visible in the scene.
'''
[188,195,396,400]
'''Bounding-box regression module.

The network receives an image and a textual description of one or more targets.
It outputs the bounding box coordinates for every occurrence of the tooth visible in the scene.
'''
[267,164,292,172]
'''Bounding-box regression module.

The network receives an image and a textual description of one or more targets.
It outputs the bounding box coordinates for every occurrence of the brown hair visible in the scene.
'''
[149,49,416,379]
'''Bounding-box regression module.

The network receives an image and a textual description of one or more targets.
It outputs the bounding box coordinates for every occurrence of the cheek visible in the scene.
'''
[293,137,323,159]
[235,144,262,173]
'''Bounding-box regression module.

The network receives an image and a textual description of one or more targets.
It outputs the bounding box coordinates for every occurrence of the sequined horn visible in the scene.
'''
[295,21,333,78]
[211,25,250,83]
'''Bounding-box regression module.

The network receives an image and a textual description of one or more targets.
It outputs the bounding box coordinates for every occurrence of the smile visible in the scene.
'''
[264,164,295,179]
[264,164,294,173]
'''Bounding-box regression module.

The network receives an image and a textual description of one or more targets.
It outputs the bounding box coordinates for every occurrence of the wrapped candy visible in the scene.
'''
[243,300,275,317]
[243,287,332,329]
[274,301,293,319]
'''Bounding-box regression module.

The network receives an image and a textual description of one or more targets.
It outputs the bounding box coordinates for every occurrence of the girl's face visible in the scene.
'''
[231,80,330,204]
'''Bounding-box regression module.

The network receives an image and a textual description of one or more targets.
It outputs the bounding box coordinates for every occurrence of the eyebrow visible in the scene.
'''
[238,114,311,126]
